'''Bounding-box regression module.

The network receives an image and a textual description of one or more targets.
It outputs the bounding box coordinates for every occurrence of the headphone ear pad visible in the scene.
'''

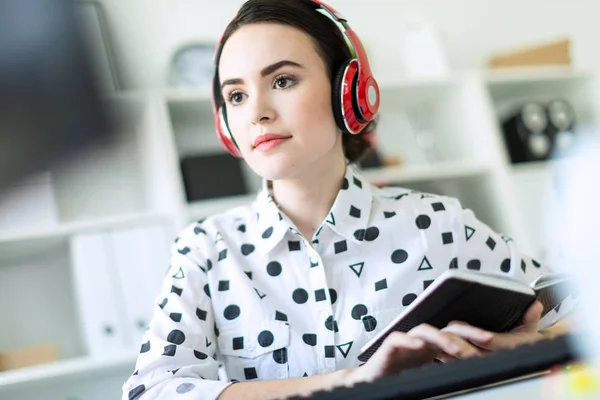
[216,106,241,157]
[331,61,352,134]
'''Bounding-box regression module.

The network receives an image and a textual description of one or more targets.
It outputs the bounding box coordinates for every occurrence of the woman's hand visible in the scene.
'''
[343,323,490,386]
[441,300,545,353]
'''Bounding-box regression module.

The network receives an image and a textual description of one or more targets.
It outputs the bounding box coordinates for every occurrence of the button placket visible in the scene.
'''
[309,249,337,373]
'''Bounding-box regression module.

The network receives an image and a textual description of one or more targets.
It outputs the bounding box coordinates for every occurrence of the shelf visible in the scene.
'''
[0,352,137,392]
[0,211,171,258]
[484,66,594,85]
[187,193,257,221]
[360,161,491,185]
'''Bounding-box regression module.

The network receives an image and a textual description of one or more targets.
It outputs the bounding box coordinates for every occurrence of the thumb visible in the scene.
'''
[520,300,543,328]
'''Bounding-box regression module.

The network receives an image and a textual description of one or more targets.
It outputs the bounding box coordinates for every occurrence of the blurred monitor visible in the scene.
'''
[0,0,115,191]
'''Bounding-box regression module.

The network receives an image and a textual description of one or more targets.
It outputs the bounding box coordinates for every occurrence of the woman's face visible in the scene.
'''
[218,23,343,181]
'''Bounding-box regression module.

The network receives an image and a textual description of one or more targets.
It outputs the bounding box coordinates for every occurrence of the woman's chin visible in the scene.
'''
[247,157,303,182]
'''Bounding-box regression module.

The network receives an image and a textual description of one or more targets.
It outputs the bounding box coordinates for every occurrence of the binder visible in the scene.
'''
[69,232,131,356]
[110,224,171,346]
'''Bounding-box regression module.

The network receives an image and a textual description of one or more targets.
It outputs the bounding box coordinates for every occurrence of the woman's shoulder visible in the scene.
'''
[372,184,464,215]
[175,200,258,249]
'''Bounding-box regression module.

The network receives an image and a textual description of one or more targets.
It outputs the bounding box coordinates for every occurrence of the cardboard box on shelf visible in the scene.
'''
[488,38,572,69]
[0,343,60,372]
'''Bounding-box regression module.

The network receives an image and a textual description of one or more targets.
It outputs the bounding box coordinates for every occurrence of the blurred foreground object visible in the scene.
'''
[488,37,572,69]
[549,131,600,371]
[0,0,115,191]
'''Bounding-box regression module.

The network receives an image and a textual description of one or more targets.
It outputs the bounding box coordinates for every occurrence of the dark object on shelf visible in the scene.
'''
[501,102,553,163]
[180,153,249,201]
[288,334,580,400]
[547,99,577,155]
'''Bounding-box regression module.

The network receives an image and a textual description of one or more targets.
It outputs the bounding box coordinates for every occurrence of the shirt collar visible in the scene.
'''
[251,163,373,255]
[323,164,373,243]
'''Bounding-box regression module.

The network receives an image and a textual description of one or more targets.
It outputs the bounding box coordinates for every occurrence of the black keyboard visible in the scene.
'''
[288,334,580,400]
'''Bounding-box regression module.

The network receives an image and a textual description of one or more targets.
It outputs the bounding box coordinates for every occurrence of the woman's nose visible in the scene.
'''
[250,92,276,125]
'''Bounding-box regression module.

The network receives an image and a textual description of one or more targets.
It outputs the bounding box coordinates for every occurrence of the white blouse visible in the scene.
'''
[122,164,555,400]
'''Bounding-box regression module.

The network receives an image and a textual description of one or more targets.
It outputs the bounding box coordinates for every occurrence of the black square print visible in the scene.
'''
[486,237,496,250]
[442,232,454,245]
[233,337,244,350]
[315,289,326,302]
[432,202,446,212]
[288,241,301,252]
[334,240,348,254]
[325,345,335,358]
[349,206,361,218]
[244,367,258,380]
[218,281,230,291]
[218,249,228,261]
[375,279,388,291]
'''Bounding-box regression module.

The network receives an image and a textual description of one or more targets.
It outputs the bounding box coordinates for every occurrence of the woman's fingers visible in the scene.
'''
[442,321,494,344]
[408,324,484,360]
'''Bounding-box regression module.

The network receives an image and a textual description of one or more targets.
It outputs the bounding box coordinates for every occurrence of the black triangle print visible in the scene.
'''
[214,232,224,243]
[325,212,336,226]
[336,341,353,358]
[418,256,433,271]
[172,267,185,279]
[465,226,476,241]
[395,193,409,200]
[245,271,253,280]
[303,372,308,377]
[349,262,365,278]
[255,288,267,299]
[206,336,212,347]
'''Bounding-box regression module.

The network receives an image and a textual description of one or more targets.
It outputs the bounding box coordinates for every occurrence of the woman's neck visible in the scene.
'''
[270,155,347,241]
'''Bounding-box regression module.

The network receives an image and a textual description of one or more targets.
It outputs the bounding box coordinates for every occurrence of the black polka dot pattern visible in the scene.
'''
[224,305,240,320]
[303,334,317,346]
[123,166,555,390]
[391,249,408,264]
[176,383,196,394]
[501,258,511,273]
[258,331,274,347]
[416,215,431,229]
[403,293,417,306]
[128,385,145,400]
[351,304,368,320]
[167,330,185,345]
[292,289,309,304]
[267,261,282,276]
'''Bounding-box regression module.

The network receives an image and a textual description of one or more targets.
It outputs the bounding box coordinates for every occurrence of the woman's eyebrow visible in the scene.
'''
[220,60,304,90]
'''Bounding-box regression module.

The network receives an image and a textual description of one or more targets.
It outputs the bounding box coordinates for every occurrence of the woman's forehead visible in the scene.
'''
[219,23,320,79]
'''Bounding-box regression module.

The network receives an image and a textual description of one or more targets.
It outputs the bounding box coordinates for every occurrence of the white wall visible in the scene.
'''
[98,0,600,90]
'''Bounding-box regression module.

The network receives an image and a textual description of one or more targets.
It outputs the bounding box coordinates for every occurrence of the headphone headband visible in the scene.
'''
[212,0,380,158]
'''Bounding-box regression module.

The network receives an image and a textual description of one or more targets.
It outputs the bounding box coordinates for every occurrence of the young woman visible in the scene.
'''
[122,1,571,399]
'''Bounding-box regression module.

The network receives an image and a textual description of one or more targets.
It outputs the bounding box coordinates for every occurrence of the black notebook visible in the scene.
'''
[358,270,575,363]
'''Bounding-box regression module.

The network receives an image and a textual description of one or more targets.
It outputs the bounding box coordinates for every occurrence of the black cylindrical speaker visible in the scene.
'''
[501,102,553,163]
[547,99,577,155]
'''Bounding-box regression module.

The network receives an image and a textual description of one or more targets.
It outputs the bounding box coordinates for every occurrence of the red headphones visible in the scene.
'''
[211,0,380,158]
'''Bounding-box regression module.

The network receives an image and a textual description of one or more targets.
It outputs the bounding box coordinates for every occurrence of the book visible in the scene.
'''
[358,270,575,363]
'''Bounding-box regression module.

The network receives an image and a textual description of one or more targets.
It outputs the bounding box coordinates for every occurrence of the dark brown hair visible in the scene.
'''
[214,0,378,163]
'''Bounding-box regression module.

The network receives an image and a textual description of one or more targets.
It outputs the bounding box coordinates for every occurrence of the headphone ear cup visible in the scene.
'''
[216,106,242,158]
[331,61,352,133]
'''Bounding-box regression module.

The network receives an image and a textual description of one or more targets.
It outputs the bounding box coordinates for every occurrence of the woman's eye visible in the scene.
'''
[228,92,246,105]
[274,76,295,89]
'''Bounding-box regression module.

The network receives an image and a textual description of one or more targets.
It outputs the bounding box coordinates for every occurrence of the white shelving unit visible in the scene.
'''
[2,66,599,399]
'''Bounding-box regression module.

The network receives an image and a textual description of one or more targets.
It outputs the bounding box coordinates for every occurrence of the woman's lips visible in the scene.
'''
[253,133,291,152]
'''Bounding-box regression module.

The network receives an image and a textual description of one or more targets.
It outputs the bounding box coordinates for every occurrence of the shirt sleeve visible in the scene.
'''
[121,223,234,400]
[450,199,575,329]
